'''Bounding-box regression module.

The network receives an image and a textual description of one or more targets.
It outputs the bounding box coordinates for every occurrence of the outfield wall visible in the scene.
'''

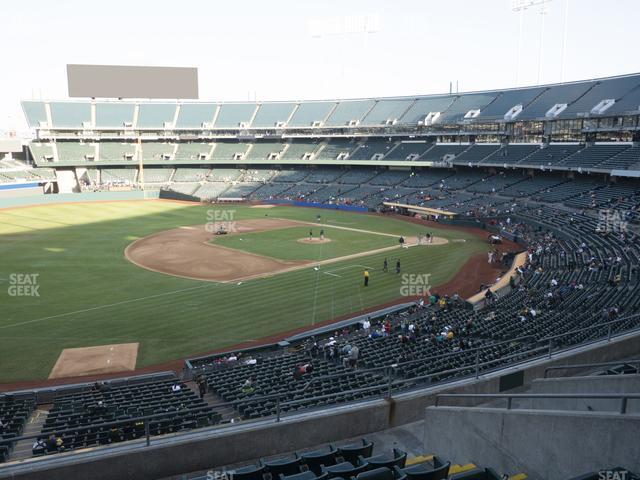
[0,190,159,209]
[269,199,369,212]
[0,183,43,199]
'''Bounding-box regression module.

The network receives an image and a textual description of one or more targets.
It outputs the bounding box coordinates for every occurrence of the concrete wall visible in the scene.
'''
[0,402,391,480]
[423,406,640,480]
[520,375,640,413]
[2,331,639,479]
[0,185,42,199]
[387,329,640,425]
[0,190,158,209]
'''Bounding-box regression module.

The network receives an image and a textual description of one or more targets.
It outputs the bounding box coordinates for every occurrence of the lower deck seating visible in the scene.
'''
[38,377,219,455]
[0,396,35,463]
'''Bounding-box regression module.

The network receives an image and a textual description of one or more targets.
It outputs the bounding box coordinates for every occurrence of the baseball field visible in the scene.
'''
[0,200,495,384]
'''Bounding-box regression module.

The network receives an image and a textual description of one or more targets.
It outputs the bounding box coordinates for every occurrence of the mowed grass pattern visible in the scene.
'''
[212,225,397,261]
[0,201,489,382]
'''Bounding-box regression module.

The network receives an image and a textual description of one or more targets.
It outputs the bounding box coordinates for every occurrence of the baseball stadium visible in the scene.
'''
[1,2,640,479]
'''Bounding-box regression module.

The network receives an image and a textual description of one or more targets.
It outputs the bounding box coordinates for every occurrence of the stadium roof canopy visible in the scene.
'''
[21,72,640,130]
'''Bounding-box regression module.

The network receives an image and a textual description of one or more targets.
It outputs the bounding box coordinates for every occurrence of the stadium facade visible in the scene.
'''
[0,73,639,479]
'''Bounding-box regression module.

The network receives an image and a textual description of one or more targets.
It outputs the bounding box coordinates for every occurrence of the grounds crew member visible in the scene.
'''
[363,269,370,287]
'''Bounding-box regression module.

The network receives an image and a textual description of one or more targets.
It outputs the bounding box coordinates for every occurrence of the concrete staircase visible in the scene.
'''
[10,408,49,461]
[185,382,236,422]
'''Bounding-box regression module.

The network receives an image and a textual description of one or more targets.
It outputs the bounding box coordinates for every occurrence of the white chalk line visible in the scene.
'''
[0,283,219,330]
[322,263,376,278]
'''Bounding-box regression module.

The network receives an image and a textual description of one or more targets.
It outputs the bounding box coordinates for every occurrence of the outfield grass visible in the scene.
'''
[212,225,398,261]
[0,201,489,383]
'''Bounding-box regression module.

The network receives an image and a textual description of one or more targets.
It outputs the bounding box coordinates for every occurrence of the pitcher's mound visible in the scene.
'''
[297,237,332,244]
[49,343,139,379]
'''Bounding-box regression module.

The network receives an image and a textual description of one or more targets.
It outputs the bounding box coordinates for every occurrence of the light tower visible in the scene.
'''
[511,0,553,86]
[307,14,380,96]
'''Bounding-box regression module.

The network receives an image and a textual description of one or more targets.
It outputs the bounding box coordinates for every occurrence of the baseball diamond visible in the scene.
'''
[0,201,502,383]
[1,4,640,476]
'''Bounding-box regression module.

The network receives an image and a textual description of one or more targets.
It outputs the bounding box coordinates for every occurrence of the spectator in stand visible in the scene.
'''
[383,318,391,336]
[32,437,46,455]
[45,435,58,453]
[197,375,207,399]
[362,317,371,335]
[109,426,124,443]
[370,328,383,339]
[347,345,359,369]
[425,293,434,305]
[438,296,447,310]
[293,363,313,380]
[241,379,255,394]
[47,434,65,453]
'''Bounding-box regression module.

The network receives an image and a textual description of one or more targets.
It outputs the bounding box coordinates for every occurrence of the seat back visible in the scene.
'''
[302,449,338,475]
[265,457,302,477]
[448,467,488,480]
[323,462,369,479]
[356,467,396,480]
[280,471,324,480]
[232,464,265,480]
[365,449,407,470]
[403,462,451,480]
[338,440,374,465]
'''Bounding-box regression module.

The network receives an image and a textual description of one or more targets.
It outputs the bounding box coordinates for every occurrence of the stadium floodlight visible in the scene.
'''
[307,14,380,38]
[560,0,570,82]
[307,14,380,97]
[511,0,551,12]
[511,0,553,86]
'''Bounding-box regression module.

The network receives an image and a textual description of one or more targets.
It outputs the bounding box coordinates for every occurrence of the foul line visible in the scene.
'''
[0,283,219,330]
[280,218,407,239]
[322,263,376,278]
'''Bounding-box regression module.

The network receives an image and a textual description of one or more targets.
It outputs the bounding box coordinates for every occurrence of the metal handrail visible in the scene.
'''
[537,313,640,344]
[298,333,538,392]
[192,310,640,388]
[0,404,216,448]
[0,344,548,452]
[434,392,640,414]
[1,314,639,463]
[298,313,640,392]
[544,359,640,378]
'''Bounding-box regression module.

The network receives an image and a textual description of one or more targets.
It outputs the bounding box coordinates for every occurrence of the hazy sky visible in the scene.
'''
[2,0,640,132]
